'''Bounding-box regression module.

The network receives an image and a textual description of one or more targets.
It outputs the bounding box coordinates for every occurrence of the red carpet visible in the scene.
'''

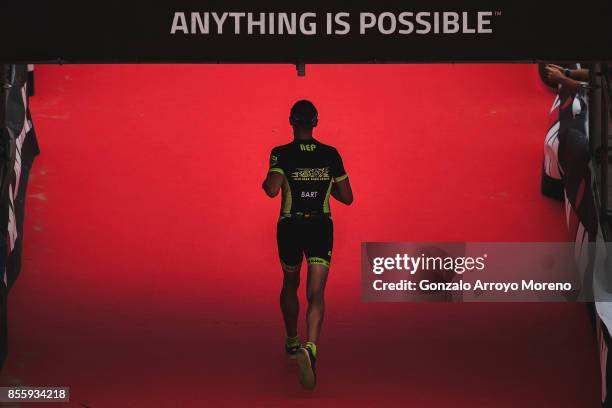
[0,64,600,406]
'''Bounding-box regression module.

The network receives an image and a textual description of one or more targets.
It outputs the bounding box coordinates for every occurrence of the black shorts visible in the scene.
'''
[276,216,333,271]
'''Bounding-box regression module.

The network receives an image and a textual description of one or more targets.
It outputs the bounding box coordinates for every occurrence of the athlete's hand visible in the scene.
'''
[262,172,284,197]
[331,178,353,205]
[545,65,566,84]
[546,64,566,73]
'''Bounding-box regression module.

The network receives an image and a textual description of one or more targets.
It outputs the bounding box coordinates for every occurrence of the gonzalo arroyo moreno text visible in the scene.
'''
[370,253,573,293]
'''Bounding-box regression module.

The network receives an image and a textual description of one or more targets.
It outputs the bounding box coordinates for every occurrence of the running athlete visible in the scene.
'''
[262,100,353,390]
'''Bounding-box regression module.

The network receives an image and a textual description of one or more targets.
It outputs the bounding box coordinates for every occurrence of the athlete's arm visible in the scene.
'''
[262,172,284,198]
[264,147,284,197]
[547,64,590,82]
[569,69,589,82]
[330,148,352,205]
[331,178,353,205]
[545,65,588,93]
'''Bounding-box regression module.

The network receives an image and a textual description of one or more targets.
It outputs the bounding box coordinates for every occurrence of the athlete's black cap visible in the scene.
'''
[290,100,318,128]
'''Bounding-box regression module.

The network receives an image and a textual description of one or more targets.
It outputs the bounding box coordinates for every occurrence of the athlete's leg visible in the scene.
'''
[277,217,303,340]
[305,264,329,344]
[297,217,332,390]
[280,264,301,338]
[296,263,328,390]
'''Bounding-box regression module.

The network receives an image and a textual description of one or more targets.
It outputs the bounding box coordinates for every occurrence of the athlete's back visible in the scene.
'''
[268,139,347,216]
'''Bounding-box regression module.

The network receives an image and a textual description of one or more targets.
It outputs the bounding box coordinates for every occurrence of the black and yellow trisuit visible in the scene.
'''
[268,138,347,270]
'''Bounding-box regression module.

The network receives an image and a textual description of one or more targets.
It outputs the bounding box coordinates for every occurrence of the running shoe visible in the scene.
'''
[296,346,316,390]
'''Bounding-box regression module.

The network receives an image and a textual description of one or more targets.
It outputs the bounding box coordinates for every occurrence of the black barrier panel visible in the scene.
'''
[0,65,39,369]
[0,0,611,63]
[0,66,8,369]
